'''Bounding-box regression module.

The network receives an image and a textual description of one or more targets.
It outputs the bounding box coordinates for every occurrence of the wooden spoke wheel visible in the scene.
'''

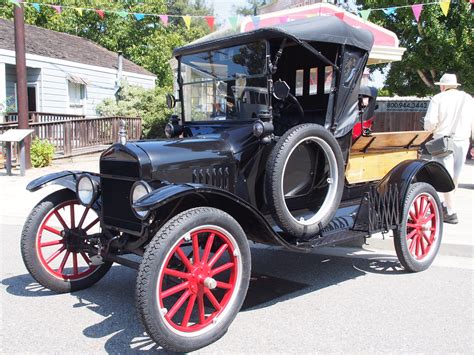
[21,189,112,293]
[136,207,250,353]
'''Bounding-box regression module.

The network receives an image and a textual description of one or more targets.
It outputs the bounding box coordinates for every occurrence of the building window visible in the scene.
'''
[68,81,86,107]
[324,66,333,94]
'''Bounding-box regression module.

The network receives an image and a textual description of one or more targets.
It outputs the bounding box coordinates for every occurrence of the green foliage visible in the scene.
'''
[358,1,473,96]
[0,0,213,87]
[234,0,265,16]
[96,81,172,138]
[30,137,55,168]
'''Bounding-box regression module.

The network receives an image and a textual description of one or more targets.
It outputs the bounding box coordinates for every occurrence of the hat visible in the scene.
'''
[434,73,461,86]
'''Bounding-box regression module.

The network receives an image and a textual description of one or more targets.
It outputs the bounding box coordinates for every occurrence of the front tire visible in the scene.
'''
[136,207,251,353]
[21,189,112,293]
[394,183,443,272]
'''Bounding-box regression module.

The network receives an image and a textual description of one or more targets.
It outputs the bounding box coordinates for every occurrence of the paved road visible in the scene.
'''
[1,155,473,353]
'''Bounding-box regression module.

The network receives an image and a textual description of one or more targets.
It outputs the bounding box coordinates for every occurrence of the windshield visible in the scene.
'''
[180,41,268,122]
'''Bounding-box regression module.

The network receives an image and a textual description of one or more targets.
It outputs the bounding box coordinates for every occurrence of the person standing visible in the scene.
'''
[424,73,474,224]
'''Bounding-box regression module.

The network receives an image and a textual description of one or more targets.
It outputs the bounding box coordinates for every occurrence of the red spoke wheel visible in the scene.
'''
[394,182,442,272]
[21,189,112,293]
[136,207,251,353]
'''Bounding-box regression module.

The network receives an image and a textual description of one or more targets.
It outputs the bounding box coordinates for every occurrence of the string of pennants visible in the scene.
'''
[3,0,466,32]
[359,0,455,22]
[4,0,216,30]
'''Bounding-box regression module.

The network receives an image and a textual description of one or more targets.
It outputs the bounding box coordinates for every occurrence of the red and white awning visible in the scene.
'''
[240,3,406,65]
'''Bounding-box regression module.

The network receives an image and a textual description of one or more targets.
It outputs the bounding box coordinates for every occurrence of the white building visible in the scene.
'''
[0,19,156,121]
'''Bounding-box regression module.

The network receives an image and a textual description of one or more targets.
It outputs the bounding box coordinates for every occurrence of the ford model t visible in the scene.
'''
[21,17,453,352]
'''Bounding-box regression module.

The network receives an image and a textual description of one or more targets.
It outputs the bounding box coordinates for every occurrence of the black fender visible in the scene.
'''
[377,159,454,204]
[26,170,99,193]
[133,183,310,252]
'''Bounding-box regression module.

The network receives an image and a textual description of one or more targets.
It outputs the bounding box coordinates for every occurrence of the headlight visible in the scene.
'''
[76,174,98,206]
[131,181,152,219]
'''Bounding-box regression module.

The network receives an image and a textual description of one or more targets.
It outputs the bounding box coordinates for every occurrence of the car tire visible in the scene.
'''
[265,123,344,237]
[394,182,443,272]
[21,189,112,293]
[136,207,251,353]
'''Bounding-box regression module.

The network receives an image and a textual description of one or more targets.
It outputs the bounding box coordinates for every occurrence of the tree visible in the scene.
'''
[234,0,267,16]
[358,1,473,96]
[0,0,213,87]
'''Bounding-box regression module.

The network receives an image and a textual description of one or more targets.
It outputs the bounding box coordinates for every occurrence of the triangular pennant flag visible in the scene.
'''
[95,9,105,19]
[440,0,451,16]
[117,11,128,18]
[7,0,21,8]
[183,15,192,30]
[205,16,215,31]
[51,5,62,14]
[383,7,396,16]
[32,3,41,12]
[252,16,260,29]
[279,16,289,24]
[359,9,371,21]
[75,8,83,16]
[134,13,145,21]
[412,4,423,22]
[228,16,238,30]
[159,15,169,26]
[334,12,345,20]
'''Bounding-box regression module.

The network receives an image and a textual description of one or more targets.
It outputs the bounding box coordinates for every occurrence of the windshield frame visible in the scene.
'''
[177,40,271,124]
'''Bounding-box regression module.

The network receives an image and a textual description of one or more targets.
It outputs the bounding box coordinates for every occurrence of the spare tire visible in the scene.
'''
[265,124,344,237]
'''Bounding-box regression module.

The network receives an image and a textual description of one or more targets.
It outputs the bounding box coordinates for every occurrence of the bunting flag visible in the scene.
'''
[159,15,169,26]
[117,10,128,18]
[228,16,238,30]
[383,7,397,16]
[183,15,191,30]
[251,16,260,29]
[440,0,451,16]
[32,3,41,12]
[50,5,61,14]
[412,4,423,22]
[359,9,371,21]
[134,13,145,21]
[75,7,83,16]
[205,16,215,31]
[95,9,105,19]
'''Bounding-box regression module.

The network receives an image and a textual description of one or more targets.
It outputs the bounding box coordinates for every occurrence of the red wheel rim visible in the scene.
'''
[406,193,439,260]
[158,226,240,335]
[36,200,100,280]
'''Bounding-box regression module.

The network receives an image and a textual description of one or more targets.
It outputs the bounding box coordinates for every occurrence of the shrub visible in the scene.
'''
[30,138,55,168]
[96,81,172,138]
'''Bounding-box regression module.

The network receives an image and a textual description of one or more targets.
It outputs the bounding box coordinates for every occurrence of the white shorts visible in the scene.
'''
[432,139,469,183]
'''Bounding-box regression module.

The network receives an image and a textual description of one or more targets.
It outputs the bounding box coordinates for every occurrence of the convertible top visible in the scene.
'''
[173,16,374,57]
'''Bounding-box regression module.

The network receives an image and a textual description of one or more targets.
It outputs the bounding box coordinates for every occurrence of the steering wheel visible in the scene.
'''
[274,92,305,118]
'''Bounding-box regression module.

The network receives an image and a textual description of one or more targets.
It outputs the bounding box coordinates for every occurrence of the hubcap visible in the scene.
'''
[158,226,241,335]
[36,200,100,280]
[405,193,439,260]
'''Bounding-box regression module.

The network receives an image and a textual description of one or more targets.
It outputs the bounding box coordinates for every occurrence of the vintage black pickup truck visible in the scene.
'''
[21,16,453,352]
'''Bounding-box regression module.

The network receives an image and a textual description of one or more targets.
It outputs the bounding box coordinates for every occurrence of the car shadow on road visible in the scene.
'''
[2,247,404,354]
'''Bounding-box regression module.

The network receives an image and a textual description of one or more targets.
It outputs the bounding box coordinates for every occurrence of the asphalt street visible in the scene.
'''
[1,154,473,354]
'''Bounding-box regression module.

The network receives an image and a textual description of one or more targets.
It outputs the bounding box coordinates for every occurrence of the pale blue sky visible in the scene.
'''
[208,0,249,19]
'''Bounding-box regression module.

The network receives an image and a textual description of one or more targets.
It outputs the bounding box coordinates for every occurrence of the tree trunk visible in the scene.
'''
[416,69,435,88]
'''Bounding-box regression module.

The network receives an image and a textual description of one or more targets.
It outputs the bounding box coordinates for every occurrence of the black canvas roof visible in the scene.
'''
[174,16,374,57]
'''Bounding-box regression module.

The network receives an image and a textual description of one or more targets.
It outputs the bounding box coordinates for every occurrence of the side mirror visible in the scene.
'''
[166,93,177,109]
[273,80,290,100]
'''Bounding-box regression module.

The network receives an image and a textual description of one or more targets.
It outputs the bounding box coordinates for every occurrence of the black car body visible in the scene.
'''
[22,16,454,352]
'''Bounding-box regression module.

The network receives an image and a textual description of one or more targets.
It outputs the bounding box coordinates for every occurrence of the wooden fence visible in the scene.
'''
[372,111,425,132]
[0,116,141,157]
[5,112,86,123]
